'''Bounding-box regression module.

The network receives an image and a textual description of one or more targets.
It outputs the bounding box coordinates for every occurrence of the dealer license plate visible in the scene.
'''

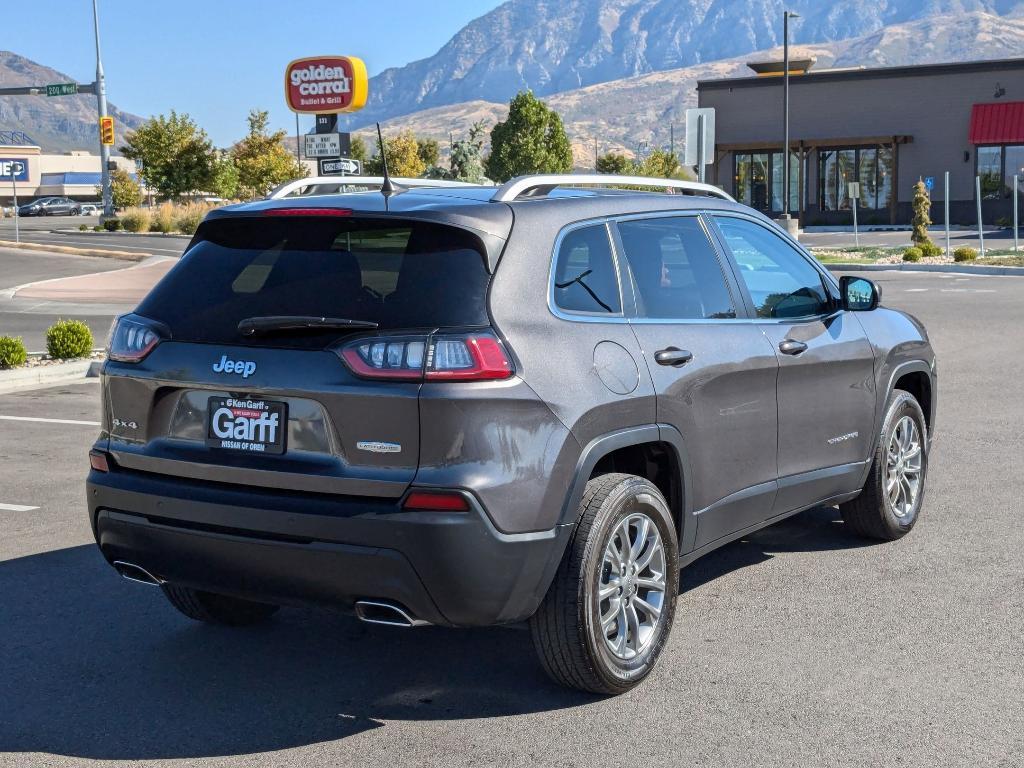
[206,396,287,455]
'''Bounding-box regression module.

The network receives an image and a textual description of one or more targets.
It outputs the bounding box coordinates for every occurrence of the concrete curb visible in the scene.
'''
[825,263,1024,276]
[0,359,102,395]
[0,239,149,261]
[53,229,191,240]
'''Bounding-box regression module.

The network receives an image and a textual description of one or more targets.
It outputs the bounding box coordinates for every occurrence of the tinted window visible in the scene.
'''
[715,217,831,319]
[617,216,735,320]
[137,216,491,348]
[552,224,621,314]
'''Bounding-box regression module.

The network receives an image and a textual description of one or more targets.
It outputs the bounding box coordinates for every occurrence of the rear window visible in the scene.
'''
[137,216,491,347]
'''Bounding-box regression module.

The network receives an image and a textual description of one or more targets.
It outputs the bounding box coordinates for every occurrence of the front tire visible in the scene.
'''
[530,473,679,695]
[841,389,928,540]
[162,584,279,626]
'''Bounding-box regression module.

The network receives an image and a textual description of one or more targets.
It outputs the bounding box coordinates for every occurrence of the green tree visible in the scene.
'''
[636,148,690,180]
[485,91,573,182]
[107,167,143,209]
[911,178,933,246]
[209,152,240,200]
[231,109,307,198]
[450,122,489,183]
[417,137,440,169]
[349,135,369,166]
[596,152,634,175]
[120,111,215,200]
[364,130,426,177]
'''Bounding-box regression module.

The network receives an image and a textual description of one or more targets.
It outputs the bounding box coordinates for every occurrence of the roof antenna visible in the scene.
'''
[376,122,406,198]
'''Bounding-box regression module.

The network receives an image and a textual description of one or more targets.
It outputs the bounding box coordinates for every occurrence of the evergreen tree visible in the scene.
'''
[485,91,573,182]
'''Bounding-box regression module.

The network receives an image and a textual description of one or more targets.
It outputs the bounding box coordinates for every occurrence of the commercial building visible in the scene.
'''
[697,57,1024,226]
[0,131,136,205]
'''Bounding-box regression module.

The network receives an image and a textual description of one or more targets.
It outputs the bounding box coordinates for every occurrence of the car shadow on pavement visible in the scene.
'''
[0,506,868,761]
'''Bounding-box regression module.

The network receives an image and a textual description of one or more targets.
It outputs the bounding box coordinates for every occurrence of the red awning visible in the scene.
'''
[969,102,1024,144]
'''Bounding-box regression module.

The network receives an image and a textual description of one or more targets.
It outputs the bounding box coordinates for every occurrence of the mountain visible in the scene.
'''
[347,0,1024,128]
[365,11,1024,164]
[0,51,145,153]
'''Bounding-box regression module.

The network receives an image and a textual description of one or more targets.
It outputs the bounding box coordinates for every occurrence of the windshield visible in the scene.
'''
[136,215,492,348]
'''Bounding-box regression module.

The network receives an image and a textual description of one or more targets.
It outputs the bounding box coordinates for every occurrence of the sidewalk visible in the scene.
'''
[12,256,176,304]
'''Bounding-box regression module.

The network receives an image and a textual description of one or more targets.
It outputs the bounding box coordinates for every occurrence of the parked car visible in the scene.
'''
[18,196,82,216]
[79,204,100,216]
[87,174,936,695]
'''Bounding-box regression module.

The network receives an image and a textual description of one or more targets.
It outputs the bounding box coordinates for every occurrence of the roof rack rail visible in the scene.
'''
[268,176,480,200]
[490,174,735,203]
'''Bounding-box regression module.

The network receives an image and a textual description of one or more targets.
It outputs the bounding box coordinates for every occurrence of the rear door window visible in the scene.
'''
[616,216,736,320]
[552,224,622,315]
[137,216,491,348]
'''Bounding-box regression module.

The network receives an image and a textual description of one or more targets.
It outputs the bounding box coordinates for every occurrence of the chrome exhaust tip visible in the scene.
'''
[113,560,163,587]
[354,600,430,628]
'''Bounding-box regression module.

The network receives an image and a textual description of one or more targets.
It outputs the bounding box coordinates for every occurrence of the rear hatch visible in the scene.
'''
[102,209,510,498]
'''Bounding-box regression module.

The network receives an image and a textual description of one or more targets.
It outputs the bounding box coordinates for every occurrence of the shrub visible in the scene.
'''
[93,225,103,232]
[102,217,122,232]
[920,241,943,258]
[46,319,93,359]
[119,207,152,233]
[995,216,1012,228]
[152,202,176,233]
[953,246,978,262]
[902,247,922,263]
[78,223,89,231]
[173,202,210,235]
[0,336,28,369]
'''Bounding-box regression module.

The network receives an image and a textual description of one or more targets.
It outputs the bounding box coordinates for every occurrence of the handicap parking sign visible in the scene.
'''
[924,176,934,191]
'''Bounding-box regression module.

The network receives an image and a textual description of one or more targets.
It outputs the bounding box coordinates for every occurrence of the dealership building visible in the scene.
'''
[697,57,1024,226]
[0,131,136,205]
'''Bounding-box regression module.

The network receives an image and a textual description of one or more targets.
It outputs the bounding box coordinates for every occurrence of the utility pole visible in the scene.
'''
[92,0,113,217]
[781,10,799,236]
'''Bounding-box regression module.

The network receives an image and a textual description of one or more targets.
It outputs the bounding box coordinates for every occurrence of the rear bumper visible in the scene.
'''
[87,465,572,627]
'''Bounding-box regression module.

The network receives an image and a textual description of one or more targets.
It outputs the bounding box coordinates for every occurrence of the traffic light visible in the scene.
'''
[99,116,115,146]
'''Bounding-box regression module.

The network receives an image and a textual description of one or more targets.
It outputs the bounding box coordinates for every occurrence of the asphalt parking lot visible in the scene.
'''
[0,269,1021,767]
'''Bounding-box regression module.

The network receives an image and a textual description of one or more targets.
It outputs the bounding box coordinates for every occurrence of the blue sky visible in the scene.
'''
[6,0,506,146]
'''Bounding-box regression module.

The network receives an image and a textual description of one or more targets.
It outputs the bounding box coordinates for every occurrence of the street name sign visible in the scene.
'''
[319,157,362,176]
[45,83,78,97]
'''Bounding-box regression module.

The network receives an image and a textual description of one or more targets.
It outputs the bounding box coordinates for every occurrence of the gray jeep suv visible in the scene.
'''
[87,174,936,695]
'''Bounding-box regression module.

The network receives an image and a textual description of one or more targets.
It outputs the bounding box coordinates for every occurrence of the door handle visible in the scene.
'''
[778,339,808,356]
[654,347,693,367]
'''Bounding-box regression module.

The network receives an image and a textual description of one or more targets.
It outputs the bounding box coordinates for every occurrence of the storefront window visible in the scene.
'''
[770,152,801,213]
[1003,145,1024,197]
[978,146,1003,199]
[820,145,894,211]
[734,152,769,211]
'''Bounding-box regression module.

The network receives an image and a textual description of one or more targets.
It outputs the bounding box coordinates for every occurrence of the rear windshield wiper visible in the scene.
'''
[238,315,379,336]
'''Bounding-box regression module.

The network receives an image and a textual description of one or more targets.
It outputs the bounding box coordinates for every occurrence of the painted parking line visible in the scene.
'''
[905,288,929,292]
[0,502,39,512]
[0,415,100,426]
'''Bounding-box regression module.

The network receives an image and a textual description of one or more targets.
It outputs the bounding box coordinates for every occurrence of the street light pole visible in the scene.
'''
[92,0,113,217]
[781,10,799,235]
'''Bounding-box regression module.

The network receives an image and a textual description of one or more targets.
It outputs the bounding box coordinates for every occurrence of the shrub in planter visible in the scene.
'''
[120,207,152,233]
[93,225,103,232]
[920,241,943,258]
[153,202,176,233]
[102,217,122,232]
[78,223,89,231]
[902,247,923,263]
[0,336,28,369]
[953,246,978,262]
[46,319,93,360]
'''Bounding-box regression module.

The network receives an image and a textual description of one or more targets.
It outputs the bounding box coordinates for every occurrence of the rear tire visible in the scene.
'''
[530,473,679,695]
[162,584,279,626]
[840,389,928,540]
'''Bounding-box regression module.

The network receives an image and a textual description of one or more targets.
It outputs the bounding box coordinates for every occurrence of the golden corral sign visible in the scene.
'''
[285,56,368,114]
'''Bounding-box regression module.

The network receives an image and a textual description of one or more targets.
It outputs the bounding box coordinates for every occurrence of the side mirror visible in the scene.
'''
[839,275,881,311]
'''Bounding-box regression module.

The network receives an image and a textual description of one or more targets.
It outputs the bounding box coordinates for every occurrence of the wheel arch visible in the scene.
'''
[558,424,696,553]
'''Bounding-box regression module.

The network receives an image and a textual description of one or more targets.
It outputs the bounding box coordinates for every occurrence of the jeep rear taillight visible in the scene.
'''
[337,331,513,382]
[106,315,166,363]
